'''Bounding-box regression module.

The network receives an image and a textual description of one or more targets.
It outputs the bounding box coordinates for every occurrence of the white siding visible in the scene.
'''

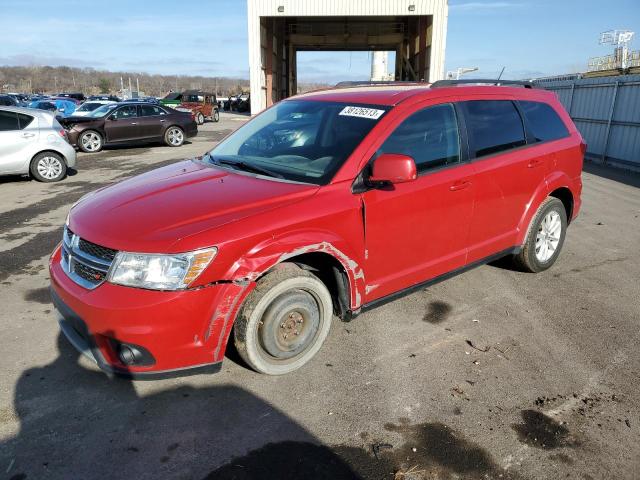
[247,0,449,113]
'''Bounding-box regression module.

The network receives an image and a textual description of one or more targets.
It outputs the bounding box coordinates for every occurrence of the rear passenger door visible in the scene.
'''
[137,105,168,140]
[0,111,38,174]
[362,102,476,302]
[462,99,548,262]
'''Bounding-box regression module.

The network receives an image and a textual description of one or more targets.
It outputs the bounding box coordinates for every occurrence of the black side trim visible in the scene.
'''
[358,247,521,314]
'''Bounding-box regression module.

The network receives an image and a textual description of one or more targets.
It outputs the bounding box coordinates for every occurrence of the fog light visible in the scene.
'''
[118,345,141,365]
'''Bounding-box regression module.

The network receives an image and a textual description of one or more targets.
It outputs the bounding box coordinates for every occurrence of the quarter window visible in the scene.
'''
[0,111,20,131]
[519,101,569,142]
[462,100,526,157]
[17,113,34,129]
[378,103,461,172]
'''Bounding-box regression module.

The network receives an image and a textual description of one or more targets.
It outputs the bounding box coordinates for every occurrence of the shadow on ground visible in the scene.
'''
[1,332,522,480]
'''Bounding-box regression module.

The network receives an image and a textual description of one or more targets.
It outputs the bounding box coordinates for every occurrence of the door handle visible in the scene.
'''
[527,159,543,168]
[130,122,138,125]
[449,180,472,191]
[21,132,36,138]
[160,119,166,122]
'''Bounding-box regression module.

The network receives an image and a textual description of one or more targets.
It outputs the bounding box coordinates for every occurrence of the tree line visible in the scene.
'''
[0,65,327,97]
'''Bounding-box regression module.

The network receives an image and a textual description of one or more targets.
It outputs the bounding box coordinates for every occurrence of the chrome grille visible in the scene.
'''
[61,226,117,289]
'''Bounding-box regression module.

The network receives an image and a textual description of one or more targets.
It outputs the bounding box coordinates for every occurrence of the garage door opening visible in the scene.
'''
[296,50,397,92]
[248,2,448,114]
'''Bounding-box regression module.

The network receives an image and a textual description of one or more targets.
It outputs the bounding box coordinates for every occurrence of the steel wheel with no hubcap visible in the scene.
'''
[535,211,561,262]
[37,156,63,180]
[258,290,321,360]
[81,132,101,152]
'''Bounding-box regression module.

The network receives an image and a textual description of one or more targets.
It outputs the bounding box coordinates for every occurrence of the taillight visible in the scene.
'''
[580,141,587,156]
[59,129,66,137]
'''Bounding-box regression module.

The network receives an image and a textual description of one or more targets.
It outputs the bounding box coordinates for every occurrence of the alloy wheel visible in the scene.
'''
[535,211,562,262]
[167,128,183,146]
[81,132,101,152]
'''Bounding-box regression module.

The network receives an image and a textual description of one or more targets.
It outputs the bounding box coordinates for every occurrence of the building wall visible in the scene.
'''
[247,0,448,114]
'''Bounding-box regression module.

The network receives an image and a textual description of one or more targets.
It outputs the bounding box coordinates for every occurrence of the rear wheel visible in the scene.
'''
[164,126,184,147]
[78,130,103,153]
[234,263,333,375]
[515,197,567,272]
[212,110,220,122]
[30,152,67,182]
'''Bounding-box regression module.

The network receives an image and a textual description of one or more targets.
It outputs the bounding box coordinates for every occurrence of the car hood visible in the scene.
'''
[69,160,319,253]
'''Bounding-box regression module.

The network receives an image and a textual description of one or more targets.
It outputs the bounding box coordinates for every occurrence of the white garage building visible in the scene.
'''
[247,0,449,114]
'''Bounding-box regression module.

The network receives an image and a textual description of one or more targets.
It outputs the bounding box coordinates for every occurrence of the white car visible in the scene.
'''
[72,100,117,116]
[0,106,77,182]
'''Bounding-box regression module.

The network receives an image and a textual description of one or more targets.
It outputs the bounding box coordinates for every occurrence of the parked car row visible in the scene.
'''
[0,100,197,181]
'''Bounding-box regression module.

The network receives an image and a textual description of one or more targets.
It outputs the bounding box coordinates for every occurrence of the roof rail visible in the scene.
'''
[334,80,428,88]
[430,79,540,89]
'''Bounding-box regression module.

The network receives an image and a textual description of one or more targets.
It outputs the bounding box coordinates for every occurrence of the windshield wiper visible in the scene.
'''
[212,157,284,179]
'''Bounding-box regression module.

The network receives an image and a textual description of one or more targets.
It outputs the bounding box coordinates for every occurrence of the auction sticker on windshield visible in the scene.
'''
[339,106,385,120]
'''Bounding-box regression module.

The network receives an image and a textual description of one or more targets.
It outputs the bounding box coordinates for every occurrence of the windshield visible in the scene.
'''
[88,103,119,117]
[208,100,388,184]
[77,102,102,112]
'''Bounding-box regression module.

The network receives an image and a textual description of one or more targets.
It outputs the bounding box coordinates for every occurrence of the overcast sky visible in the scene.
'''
[0,0,639,81]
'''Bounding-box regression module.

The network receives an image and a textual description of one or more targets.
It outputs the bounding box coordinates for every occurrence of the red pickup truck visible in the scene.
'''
[50,80,584,378]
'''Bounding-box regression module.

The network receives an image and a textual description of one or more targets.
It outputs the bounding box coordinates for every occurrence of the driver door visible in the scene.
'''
[105,105,141,142]
[361,102,476,303]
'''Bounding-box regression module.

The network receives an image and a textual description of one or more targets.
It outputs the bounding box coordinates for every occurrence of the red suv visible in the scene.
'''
[50,80,584,377]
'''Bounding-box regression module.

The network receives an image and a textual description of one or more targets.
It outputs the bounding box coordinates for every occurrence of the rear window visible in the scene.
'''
[0,111,19,131]
[462,100,526,158]
[519,101,569,142]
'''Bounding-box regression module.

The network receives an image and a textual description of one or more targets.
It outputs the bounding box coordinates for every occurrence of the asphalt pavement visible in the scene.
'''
[1,114,639,480]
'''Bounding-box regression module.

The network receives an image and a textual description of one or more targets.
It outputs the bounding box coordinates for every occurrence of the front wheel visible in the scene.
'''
[78,130,103,153]
[234,263,333,375]
[196,112,205,125]
[164,126,184,147]
[515,197,567,272]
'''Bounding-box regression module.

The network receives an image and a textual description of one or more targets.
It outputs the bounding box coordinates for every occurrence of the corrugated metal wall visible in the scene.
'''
[534,74,640,170]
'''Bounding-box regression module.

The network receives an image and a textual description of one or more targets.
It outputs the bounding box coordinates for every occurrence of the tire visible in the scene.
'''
[212,110,220,122]
[514,197,567,273]
[164,126,184,147]
[234,263,333,375]
[30,152,67,182]
[196,112,204,125]
[78,130,103,153]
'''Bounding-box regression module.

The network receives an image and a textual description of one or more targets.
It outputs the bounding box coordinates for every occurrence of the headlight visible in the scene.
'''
[108,248,217,290]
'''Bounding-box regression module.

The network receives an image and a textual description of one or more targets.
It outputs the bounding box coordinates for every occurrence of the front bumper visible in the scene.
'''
[49,245,252,377]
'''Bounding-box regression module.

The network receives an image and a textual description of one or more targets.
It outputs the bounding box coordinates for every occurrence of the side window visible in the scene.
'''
[140,105,165,116]
[0,111,20,131]
[17,113,34,129]
[519,101,569,142]
[462,100,526,157]
[111,105,138,120]
[378,103,461,173]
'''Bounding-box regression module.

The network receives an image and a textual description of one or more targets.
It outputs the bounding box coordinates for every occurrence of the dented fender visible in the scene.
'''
[223,230,366,310]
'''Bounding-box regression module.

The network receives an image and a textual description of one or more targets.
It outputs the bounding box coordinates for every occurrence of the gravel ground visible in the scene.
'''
[0,115,639,480]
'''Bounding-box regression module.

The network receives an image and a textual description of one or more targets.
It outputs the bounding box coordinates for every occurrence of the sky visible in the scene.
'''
[0,0,639,81]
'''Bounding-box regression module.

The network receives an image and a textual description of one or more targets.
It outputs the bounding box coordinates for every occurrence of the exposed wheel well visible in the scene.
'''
[270,253,351,320]
[549,187,574,223]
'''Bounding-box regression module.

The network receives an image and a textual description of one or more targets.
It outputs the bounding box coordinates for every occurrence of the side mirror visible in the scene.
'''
[369,153,417,186]
[108,116,117,121]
